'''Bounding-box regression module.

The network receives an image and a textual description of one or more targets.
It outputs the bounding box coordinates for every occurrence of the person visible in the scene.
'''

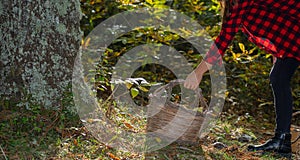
[184,0,300,157]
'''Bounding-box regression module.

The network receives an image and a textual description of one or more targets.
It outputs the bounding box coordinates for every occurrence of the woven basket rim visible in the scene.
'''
[146,79,209,143]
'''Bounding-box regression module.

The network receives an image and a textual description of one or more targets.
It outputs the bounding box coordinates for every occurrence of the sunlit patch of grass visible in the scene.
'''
[1,98,295,159]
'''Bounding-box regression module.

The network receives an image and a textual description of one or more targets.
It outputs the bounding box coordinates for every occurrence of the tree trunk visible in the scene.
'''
[0,0,81,109]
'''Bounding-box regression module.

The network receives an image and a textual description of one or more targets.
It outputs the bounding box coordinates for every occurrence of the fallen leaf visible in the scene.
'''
[107,152,120,160]
[124,122,134,129]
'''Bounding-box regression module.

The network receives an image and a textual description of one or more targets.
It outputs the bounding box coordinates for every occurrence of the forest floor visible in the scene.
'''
[0,106,299,160]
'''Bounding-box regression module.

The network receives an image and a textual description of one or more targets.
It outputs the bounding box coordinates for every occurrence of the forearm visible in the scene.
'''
[194,60,211,75]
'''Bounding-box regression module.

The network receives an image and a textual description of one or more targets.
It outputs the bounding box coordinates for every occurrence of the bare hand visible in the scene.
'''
[184,61,211,90]
[184,70,203,90]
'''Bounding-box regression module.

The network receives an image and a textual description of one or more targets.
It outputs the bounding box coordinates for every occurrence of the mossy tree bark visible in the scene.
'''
[0,0,81,109]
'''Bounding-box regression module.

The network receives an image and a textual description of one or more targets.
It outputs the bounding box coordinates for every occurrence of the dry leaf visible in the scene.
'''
[124,122,134,129]
[107,152,120,160]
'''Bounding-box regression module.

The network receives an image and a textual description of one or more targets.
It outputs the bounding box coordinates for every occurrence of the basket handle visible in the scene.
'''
[152,79,208,110]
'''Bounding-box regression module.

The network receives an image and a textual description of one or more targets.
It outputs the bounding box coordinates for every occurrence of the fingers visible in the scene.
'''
[183,73,193,89]
[184,83,197,90]
[184,79,196,90]
[187,82,199,90]
[184,71,201,90]
[184,61,209,90]
[184,80,194,90]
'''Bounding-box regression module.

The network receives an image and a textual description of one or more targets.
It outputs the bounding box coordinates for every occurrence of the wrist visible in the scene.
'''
[195,61,210,75]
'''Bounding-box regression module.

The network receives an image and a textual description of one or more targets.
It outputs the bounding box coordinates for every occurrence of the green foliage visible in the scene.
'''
[81,1,220,107]
[81,0,299,116]
[80,0,222,36]
[1,0,299,159]
[80,0,123,36]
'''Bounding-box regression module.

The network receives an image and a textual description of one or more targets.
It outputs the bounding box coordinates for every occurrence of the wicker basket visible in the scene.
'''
[146,80,208,144]
[291,111,300,153]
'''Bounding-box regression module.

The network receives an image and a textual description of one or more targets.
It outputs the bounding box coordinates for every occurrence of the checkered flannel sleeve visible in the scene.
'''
[204,0,251,65]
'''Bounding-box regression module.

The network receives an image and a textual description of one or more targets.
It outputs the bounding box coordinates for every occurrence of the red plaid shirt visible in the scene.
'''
[204,0,300,64]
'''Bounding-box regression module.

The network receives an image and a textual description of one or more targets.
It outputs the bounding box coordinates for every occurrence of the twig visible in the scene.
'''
[0,145,8,160]
[39,111,61,144]
[292,136,300,144]
[293,111,300,117]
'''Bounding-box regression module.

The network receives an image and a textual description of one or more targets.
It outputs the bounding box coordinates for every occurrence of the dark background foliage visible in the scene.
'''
[80,0,300,119]
[0,0,299,159]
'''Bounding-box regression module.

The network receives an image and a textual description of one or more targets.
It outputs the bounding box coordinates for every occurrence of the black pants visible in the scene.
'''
[270,57,300,133]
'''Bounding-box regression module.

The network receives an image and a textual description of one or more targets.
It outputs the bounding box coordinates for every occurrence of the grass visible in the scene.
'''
[0,99,298,159]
